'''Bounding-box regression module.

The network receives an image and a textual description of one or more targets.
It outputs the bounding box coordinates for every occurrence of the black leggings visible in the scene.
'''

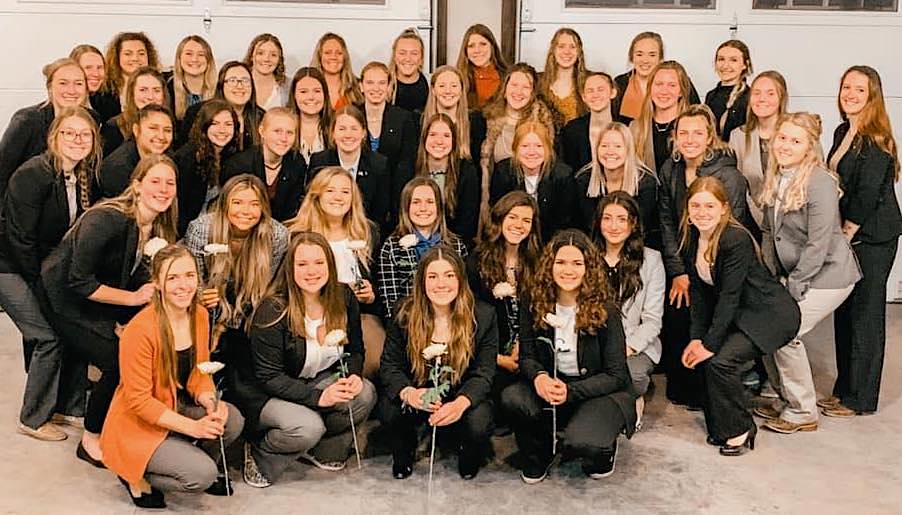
[59,319,118,434]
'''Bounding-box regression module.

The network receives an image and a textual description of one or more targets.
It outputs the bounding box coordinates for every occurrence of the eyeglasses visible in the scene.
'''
[224,77,252,87]
[59,129,93,143]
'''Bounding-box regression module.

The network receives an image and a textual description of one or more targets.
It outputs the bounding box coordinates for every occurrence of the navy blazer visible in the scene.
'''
[686,224,800,355]
[309,147,391,234]
[829,122,902,245]
[222,146,308,222]
[489,159,576,242]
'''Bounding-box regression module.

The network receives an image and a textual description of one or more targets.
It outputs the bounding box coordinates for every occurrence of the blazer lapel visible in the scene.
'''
[122,223,140,286]
[750,129,764,186]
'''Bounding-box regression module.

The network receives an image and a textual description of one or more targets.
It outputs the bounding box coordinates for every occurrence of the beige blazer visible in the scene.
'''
[730,126,766,226]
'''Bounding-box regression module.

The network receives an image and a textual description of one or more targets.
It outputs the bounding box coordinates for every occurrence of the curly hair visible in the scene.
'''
[475,191,541,295]
[104,32,160,94]
[189,99,239,186]
[526,229,609,334]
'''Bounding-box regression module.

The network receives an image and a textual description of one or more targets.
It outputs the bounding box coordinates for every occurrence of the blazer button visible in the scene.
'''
[580,368,588,376]
[775,236,781,241]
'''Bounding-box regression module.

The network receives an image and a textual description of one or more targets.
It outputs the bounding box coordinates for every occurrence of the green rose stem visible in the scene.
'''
[336,349,362,470]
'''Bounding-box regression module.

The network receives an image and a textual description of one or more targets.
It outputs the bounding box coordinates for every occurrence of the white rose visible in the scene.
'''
[543,313,566,329]
[492,282,516,299]
[203,243,230,255]
[399,234,418,249]
[347,240,368,251]
[196,361,225,375]
[324,329,347,347]
[422,343,448,361]
[143,237,169,259]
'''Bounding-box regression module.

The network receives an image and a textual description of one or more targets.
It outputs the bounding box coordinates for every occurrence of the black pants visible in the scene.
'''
[377,394,494,463]
[833,239,898,412]
[702,331,761,441]
[60,319,118,434]
[501,381,625,469]
[661,283,705,407]
[491,368,520,428]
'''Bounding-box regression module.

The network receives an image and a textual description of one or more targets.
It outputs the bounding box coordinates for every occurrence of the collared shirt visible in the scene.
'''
[339,152,361,180]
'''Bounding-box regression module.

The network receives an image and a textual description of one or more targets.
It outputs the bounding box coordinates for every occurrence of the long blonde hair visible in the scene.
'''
[46,106,101,210]
[172,35,217,119]
[396,246,475,385]
[287,167,373,269]
[422,66,474,160]
[632,61,692,164]
[759,112,840,213]
[311,33,363,106]
[150,244,201,389]
[207,174,276,327]
[388,28,425,104]
[581,122,651,198]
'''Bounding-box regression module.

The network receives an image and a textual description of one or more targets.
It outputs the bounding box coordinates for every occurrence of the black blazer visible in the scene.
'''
[179,100,264,151]
[40,206,145,338]
[489,159,576,242]
[612,71,701,125]
[465,251,519,350]
[380,300,498,407]
[574,168,661,250]
[234,289,364,434]
[468,110,488,168]
[829,122,902,245]
[222,146,308,222]
[96,140,141,200]
[446,158,481,247]
[1,103,57,204]
[658,150,755,277]
[704,83,749,143]
[518,301,637,435]
[172,142,238,236]
[560,114,592,173]
[100,115,127,157]
[309,147,391,234]
[365,104,417,212]
[686,224,800,355]
[90,90,121,124]
[0,153,83,281]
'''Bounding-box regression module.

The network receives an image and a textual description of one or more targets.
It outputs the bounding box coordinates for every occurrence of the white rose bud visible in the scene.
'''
[422,343,448,361]
[324,329,348,347]
[492,282,516,299]
[543,313,566,329]
[143,237,169,259]
[196,361,225,375]
[203,243,230,255]
[399,234,418,249]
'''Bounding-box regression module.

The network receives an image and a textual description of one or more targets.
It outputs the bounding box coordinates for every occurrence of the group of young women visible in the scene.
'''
[0,22,897,508]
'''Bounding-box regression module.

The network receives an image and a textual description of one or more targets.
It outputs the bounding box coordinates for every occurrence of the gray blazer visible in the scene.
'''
[621,247,665,364]
[760,166,861,301]
[729,126,766,226]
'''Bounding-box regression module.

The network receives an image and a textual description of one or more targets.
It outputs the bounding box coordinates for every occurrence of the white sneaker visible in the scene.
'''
[243,443,271,488]
[299,451,347,471]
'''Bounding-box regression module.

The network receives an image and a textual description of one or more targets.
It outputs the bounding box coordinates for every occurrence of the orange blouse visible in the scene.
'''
[100,306,214,485]
[473,64,501,109]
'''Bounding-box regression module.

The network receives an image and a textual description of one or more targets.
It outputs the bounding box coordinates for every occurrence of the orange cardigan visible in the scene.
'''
[100,305,215,485]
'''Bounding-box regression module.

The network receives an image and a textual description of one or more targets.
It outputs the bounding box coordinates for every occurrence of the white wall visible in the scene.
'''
[0,0,432,129]
[446,0,503,65]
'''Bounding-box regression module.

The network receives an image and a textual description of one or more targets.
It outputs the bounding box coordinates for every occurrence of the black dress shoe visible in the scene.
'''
[205,475,234,496]
[76,441,106,469]
[392,450,414,479]
[458,445,481,480]
[720,425,757,457]
[706,435,726,446]
[118,477,166,509]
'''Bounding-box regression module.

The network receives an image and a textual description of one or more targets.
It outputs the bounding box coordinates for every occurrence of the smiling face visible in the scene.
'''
[333,114,365,153]
[293,243,330,295]
[675,115,709,161]
[552,245,586,294]
[715,46,747,86]
[77,52,105,93]
[260,114,296,157]
[409,185,438,232]
[466,33,492,68]
[133,74,165,109]
[361,67,389,106]
[505,71,533,111]
[294,76,325,116]
[136,163,177,215]
[750,76,781,120]
[600,203,633,248]
[597,129,627,172]
[227,186,263,232]
[772,121,810,170]
[687,190,727,235]
[394,38,423,80]
[424,258,459,308]
[179,40,208,77]
[651,69,681,111]
[516,132,546,173]
[501,205,534,246]
[159,255,198,311]
[207,110,235,148]
[553,33,578,69]
[631,37,661,79]
[433,70,462,110]
[223,66,253,106]
[119,40,149,77]
[320,39,345,75]
[319,173,353,219]
[425,120,454,161]
[134,112,174,155]
[55,116,94,164]
[49,65,87,110]
[253,41,280,76]
[840,70,869,118]
[582,75,614,113]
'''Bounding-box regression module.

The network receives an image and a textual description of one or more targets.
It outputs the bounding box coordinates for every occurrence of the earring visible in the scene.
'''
[704,147,715,162]
[671,149,682,162]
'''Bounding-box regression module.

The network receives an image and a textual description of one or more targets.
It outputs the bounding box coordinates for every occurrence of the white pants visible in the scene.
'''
[771,285,854,424]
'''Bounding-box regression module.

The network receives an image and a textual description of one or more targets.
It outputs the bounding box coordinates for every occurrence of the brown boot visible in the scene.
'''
[753,405,781,420]
[762,417,818,434]
[816,396,842,409]
[821,404,857,418]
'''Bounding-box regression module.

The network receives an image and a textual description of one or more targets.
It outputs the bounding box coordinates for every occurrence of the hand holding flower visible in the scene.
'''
[429,396,471,427]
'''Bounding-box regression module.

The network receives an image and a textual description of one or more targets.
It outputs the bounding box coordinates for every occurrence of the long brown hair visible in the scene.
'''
[172,35,217,119]
[627,32,664,69]
[679,176,745,265]
[595,192,645,304]
[482,63,540,121]
[104,32,160,94]
[671,104,729,160]
[69,44,107,94]
[422,66,473,160]
[243,33,287,85]
[255,232,349,342]
[289,67,333,147]
[538,28,588,116]
[150,244,201,389]
[416,113,463,214]
[393,177,452,239]
[527,229,609,333]
[741,71,788,150]
[838,65,899,180]
[118,67,169,138]
[632,61,692,165]
[311,33,363,106]
[475,191,541,295]
[46,106,101,210]
[396,246,475,385]
[188,99,239,186]
[456,24,509,109]
[713,40,753,134]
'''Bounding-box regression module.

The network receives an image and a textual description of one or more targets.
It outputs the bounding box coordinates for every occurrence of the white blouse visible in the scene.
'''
[299,316,340,378]
[329,238,362,285]
[553,303,579,376]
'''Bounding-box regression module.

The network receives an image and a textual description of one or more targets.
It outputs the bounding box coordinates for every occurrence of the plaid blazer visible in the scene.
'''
[377,234,468,318]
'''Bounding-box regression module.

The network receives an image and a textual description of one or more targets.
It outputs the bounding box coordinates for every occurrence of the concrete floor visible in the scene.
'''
[0,309,899,515]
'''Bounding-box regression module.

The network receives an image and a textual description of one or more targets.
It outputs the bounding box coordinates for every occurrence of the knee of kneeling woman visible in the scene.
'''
[222,403,246,444]
[499,382,539,419]
[182,459,219,492]
[350,379,378,420]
